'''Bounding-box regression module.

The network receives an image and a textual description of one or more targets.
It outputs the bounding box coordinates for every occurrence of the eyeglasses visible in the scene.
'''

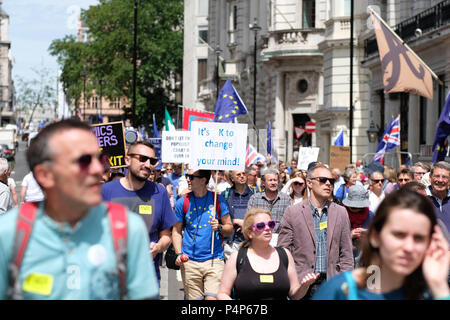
[293,182,305,186]
[185,174,202,180]
[398,178,411,182]
[252,220,276,232]
[371,179,384,184]
[75,152,110,172]
[128,153,158,165]
[311,177,336,185]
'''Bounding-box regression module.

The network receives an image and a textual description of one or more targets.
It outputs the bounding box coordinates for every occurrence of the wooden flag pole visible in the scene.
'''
[211,172,218,254]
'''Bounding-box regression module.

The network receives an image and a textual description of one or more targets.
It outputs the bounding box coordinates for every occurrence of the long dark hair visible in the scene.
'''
[359,189,437,299]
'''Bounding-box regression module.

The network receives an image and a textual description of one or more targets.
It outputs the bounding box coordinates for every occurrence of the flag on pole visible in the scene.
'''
[369,9,434,99]
[164,108,176,131]
[214,79,248,123]
[334,128,344,146]
[432,92,450,162]
[245,144,265,167]
[267,121,272,156]
[153,113,161,138]
[373,115,401,164]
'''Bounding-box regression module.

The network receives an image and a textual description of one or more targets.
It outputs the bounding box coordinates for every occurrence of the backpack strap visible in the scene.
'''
[106,202,128,300]
[275,247,289,270]
[182,193,191,228]
[8,202,39,300]
[236,246,248,274]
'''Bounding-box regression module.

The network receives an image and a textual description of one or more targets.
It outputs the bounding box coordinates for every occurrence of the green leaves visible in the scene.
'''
[49,0,183,128]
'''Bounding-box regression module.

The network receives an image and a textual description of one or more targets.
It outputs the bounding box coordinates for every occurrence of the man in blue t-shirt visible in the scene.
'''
[167,163,183,200]
[172,169,233,300]
[102,141,177,284]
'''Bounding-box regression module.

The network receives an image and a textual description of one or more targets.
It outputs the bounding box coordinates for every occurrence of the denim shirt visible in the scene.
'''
[309,200,329,274]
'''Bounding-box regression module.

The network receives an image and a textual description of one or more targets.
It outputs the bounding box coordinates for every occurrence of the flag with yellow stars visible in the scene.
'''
[214,78,248,123]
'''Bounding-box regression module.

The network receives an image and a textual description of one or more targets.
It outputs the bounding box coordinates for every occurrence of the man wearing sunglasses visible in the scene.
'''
[397,168,413,188]
[172,169,233,300]
[102,141,177,288]
[0,119,159,299]
[278,164,353,299]
[368,171,385,213]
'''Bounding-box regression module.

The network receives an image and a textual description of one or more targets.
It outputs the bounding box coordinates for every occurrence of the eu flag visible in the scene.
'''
[432,92,450,163]
[267,121,272,156]
[214,79,248,122]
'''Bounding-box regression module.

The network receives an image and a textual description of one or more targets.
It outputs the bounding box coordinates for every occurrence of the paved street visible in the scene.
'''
[9,139,29,200]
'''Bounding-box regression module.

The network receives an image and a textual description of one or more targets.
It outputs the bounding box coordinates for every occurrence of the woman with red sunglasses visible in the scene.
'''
[217,208,318,300]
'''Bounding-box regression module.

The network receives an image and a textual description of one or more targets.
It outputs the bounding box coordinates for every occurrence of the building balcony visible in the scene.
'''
[365,0,450,58]
[262,28,325,60]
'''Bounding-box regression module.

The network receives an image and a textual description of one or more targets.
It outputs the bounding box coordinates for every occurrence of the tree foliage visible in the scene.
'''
[49,0,184,129]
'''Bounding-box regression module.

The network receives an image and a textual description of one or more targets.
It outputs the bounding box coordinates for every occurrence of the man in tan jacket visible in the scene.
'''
[278,164,353,299]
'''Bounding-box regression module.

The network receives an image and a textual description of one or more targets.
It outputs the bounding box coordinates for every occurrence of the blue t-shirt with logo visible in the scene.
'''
[175,191,229,262]
[101,179,177,280]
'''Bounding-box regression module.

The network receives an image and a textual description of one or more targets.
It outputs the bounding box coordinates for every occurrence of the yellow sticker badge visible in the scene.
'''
[319,221,328,230]
[259,274,274,283]
[23,273,54,296]
[139,205,152,215]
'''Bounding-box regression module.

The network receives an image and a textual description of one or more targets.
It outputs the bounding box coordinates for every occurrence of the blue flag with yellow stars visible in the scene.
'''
[432,92,450,163]
[214,79,248,122]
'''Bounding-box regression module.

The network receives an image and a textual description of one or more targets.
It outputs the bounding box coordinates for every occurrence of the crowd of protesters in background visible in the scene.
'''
[0,118,449,301]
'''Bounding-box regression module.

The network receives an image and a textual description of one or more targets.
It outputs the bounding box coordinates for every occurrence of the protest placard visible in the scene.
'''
[91,121,127,168]
[297,147,320,170]
[189,122,247,171]
[161,131,190,164]
[148,138,162,169]
[329,146,350,172]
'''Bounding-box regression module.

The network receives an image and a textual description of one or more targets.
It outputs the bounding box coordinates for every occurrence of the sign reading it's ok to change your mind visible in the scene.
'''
[189,121,247,171]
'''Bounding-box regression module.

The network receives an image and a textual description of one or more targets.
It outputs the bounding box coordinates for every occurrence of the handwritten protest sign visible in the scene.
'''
[329,146,350,172]
[91,121,127,168]
[297,147,320,170]
[161,131,190,164]
[189,122,247,171]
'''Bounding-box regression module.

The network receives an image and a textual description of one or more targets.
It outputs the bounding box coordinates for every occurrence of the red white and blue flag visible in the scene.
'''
[373,115,400,164]
[245,144,265,167]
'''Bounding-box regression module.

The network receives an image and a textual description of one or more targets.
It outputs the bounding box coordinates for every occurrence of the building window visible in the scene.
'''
[297,79,308,94]
[197,0,208,16]
[303,0,316,29]
[92,96,99,109]
[197,59,207,95]
[110,97,120,109]
[198,25,208,45]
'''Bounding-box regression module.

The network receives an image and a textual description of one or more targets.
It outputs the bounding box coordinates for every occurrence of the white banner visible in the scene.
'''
[297,147,320,170]
[189,122,248,171]
[161,131,191,164]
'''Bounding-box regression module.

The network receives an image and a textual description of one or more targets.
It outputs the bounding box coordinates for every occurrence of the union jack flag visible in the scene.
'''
[373,115,400,164]
[245,144,265,167]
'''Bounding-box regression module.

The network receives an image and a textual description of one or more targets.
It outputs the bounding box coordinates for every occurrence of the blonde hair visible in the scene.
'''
[240,208,272,248]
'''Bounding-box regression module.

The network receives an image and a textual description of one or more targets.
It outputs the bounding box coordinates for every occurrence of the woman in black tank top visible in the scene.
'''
[217,208,319,300]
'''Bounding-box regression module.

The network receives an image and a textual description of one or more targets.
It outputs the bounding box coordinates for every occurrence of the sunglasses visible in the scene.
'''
[252,220,277,232]
[76,152,110,172]
[371,179,384,184]
[398,178,410,182]
[185,174,203,180]
[128,153,158,165]
[293,181,305,186]
[311,177,336,185]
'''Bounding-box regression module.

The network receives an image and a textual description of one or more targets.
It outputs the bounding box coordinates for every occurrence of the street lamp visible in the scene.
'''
[214,46,222,100]
[82,66,88,120]
[367,120,379,143]
[249,18,261,149]
[132,0,138,126]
